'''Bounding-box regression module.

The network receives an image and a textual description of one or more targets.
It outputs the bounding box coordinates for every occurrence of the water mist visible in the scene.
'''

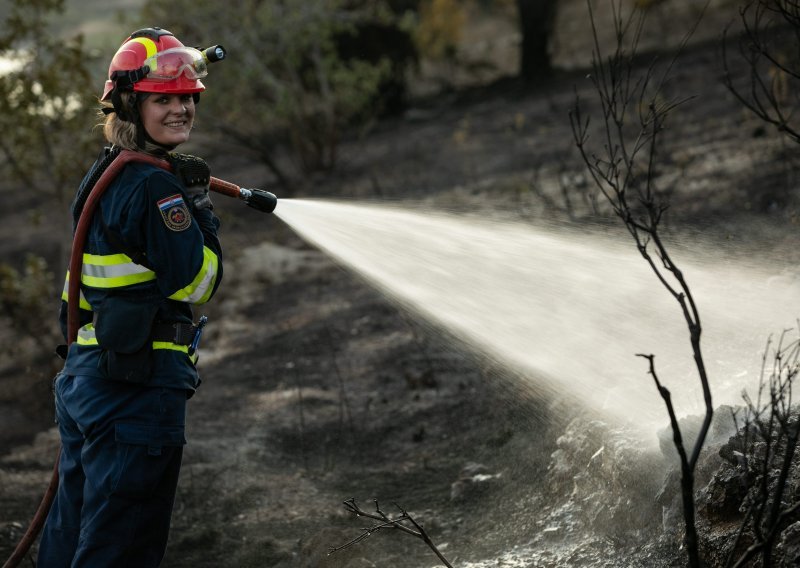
[274,198,800,436]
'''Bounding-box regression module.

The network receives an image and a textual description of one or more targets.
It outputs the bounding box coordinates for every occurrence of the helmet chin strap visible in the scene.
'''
[142,130,177,153]
[128,92,150,151]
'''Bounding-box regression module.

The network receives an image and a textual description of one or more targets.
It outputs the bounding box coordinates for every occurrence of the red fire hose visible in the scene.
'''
[2,149,276,568]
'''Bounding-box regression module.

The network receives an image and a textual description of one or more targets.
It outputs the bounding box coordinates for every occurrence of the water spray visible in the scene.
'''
[272,198,800,432]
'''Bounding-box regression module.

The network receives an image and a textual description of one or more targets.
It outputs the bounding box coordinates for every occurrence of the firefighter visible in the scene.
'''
[38,27,223,567]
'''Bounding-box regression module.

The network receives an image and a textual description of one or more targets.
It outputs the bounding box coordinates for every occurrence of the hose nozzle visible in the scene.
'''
[239,188,277,213]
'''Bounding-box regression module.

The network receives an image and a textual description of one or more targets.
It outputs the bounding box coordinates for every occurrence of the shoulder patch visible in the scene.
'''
[157,194,192,232]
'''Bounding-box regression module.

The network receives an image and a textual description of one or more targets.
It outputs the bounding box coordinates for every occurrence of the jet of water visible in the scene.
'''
[274,198,800,434]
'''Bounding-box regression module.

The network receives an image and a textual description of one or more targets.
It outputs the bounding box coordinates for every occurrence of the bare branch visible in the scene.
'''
[722,0,800,144]
[571,2,712,565]
[333,499,454,568]
[725,325,800,566]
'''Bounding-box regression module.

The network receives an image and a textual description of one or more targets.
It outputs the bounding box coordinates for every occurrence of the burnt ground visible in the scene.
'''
[2,35,800,567]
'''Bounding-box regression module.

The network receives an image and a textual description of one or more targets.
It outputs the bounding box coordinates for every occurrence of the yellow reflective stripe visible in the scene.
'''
[61,272,92,311]
[81,253,156,288]
[153,341,189,353]
[81,271,156,288]
[77,324,98,345]
[60,289,92,311]
[168,247,219,304]
[130,37,158,59]
[77,326,190,354]
[83,253,134,266]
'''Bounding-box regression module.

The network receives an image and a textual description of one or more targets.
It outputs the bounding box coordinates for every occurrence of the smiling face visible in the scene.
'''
[139,93,195,148]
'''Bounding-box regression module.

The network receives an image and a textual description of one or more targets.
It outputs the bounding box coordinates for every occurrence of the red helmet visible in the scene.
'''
[101,27,206,100]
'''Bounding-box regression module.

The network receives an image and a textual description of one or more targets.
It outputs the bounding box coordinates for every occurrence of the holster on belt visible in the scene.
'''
[151,322,197,346]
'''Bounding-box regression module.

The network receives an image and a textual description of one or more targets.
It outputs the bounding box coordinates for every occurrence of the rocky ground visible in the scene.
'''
[2,24,800,568]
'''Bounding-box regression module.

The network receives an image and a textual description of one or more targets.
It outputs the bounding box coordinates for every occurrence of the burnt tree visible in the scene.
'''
[516,0,558,79]
[570,1,710,565]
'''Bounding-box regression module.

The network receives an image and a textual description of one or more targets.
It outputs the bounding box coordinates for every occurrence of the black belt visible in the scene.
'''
[151,322,197,346]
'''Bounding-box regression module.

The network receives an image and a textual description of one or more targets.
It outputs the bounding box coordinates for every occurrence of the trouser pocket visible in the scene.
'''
[110,423,186,499]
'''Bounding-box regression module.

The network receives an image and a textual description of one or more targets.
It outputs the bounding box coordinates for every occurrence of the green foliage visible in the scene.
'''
[142,0,403,176]
[0,255,57,342]
[0,0,100,202]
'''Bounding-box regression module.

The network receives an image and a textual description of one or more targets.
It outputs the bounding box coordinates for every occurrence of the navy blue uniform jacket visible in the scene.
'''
[59,156,223,393]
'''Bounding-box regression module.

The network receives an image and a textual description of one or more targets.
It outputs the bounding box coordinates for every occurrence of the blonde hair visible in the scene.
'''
[100,92,166,154]
[100,92,138,149]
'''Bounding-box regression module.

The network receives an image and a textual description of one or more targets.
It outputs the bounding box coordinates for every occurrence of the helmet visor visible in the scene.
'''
[144,47,208,81]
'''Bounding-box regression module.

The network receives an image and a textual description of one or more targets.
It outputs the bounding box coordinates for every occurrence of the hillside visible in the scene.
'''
[2,3,800,567]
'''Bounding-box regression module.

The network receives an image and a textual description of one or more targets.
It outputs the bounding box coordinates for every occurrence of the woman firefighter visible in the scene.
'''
[38,27,225,566]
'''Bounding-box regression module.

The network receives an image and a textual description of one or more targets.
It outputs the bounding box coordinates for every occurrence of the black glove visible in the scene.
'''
[169,153,213,210]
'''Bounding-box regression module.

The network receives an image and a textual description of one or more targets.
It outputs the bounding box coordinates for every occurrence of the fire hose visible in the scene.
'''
[2,149,277,568]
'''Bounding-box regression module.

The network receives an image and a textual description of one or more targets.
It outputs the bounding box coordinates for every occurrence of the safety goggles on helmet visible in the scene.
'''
[144,47,208,81]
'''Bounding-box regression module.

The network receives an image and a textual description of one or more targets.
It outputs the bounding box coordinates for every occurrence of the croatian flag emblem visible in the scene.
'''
[157,194,191,231]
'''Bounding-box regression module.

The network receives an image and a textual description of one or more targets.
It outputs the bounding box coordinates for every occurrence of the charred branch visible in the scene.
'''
[569,1,712,566]
[332,498,453,568]
[725,328,800,567]
[722,0,800,144]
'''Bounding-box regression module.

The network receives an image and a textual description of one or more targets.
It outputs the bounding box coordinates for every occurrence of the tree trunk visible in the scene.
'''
[516,0,558,80]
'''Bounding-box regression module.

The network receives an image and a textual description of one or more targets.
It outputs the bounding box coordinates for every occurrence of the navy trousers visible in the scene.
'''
[38,374,187,567]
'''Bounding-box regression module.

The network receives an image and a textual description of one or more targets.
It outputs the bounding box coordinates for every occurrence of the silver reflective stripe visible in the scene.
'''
[61,272,92,311]
[168,246,219,304]
[82,263,152,278]
[81,253,156,288]
[77,324,98,345]
[179,262,216,303]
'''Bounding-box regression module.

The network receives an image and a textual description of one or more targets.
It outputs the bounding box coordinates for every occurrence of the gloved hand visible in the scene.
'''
[169,153,213,211]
